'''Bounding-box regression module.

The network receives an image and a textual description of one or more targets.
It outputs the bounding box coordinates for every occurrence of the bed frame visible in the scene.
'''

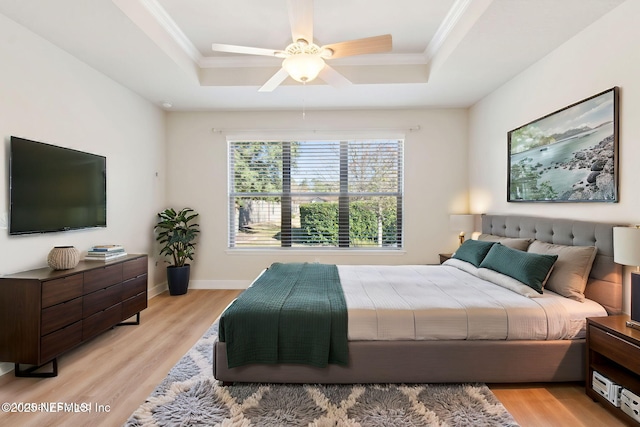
[214,214,622,384]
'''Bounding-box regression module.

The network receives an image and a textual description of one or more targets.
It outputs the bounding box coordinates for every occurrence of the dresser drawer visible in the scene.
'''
[83,283,123,318]
[42,274,83,308]
[41,321,82,363]
[83,264,122,294]
[589,324,640,373]
[41,297,83,336]
[123,256,147,280]
[82,303,123,340]
[122,292,147,320]
[121,275,147,300]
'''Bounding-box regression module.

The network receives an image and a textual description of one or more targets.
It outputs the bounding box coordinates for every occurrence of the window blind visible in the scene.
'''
[228,139,403,249]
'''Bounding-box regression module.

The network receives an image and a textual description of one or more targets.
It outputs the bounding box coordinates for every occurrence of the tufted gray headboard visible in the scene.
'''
[482,214,622,314]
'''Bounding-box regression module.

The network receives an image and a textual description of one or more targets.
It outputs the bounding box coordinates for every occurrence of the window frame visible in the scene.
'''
[228,134,404,251]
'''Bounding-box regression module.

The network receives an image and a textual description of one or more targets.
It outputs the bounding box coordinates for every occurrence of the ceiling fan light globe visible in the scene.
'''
[282,53,325,83]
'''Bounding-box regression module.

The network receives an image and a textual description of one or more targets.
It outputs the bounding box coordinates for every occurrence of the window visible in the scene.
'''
[228,139,403,249]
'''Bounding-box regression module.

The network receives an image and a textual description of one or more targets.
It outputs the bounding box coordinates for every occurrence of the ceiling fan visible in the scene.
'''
[211,0,392,92]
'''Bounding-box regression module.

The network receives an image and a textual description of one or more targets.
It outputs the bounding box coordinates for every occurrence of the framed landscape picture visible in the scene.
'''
[507,87,619,202]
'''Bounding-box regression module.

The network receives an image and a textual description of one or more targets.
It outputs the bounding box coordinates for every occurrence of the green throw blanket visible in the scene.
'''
[219,262,348,368]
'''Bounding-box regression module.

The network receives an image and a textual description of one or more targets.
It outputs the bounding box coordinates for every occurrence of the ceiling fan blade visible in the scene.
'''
[318,64,351,88]
[288,0,313,42]
[322,34,392,59]
[258,68,290,92]
[212,43,280,57]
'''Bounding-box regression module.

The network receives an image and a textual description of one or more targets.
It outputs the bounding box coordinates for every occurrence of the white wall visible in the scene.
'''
[0,14,166,373]
[468,0,640,312]
[165,109,469,287]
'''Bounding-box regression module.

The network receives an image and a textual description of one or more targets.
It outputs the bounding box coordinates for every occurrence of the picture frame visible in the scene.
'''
[507,87,619,202]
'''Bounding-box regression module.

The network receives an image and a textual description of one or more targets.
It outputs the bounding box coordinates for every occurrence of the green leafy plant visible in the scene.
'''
[154,208,200,267]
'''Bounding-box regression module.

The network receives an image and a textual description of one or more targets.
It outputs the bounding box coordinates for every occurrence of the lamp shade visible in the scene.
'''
[449,214,475,234]
[613,226,640,266]
[282,54,325,83]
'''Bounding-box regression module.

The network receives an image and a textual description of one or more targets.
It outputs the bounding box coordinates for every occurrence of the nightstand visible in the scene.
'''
[439,253,453,264]
[586,315,640,424]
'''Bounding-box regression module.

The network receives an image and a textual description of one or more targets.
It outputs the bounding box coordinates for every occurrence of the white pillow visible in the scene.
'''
[443,258,479,276]
[477,268,542,298]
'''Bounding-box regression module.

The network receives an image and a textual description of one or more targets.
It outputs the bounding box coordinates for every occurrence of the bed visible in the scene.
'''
[214,214,622,384]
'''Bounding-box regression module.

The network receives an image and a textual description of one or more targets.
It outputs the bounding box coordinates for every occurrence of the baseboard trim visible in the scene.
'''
[189,280,250,290]
[0,362,14,377]
[149,282,168,298]
[148,280,249,298]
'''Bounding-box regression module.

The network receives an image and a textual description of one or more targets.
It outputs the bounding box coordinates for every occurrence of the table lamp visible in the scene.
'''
[613,226,640,327]
[449,214,475,246]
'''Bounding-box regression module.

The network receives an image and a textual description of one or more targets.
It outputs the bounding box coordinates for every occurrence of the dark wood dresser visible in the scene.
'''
[0,254,147,377]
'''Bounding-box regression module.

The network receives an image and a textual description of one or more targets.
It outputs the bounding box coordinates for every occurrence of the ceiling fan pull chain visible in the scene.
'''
[302,82,306,120]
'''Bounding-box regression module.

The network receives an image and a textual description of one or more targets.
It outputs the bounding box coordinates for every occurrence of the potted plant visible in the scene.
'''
[154,207,200,295]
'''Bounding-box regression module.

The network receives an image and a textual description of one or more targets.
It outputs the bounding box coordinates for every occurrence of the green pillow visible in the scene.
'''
[452,240,496,267]
[479,244,558,293]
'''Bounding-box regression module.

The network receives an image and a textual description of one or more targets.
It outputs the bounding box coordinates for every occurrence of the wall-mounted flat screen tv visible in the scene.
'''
[9,136,107,235]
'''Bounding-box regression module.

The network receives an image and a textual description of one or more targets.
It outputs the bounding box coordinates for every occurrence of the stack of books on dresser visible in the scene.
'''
[85,245,127,262]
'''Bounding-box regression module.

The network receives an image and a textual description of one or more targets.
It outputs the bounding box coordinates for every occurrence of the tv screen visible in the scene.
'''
[9,136,107,235]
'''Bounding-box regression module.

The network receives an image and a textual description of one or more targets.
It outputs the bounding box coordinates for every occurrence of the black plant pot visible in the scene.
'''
[167,265,190,296]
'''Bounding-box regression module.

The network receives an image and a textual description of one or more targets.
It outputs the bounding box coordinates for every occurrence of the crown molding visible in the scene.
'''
[423,0,472,62]
[138,0,203,63]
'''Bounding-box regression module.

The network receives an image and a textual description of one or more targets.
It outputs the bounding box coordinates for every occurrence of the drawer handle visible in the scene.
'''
[606,331,640,352]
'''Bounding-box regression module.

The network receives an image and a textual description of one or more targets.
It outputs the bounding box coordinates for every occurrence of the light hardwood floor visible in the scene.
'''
[0,289,626,427]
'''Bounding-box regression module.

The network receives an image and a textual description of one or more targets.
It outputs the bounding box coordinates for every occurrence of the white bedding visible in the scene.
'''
[338,264,607,341]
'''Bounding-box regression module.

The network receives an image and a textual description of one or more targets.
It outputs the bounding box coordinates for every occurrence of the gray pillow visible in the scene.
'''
[477,234,533,251]
[527,240,597,302]
[479,244,558,293]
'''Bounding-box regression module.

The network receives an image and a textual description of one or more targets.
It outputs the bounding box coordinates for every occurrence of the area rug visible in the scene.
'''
[125,321,519,426]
